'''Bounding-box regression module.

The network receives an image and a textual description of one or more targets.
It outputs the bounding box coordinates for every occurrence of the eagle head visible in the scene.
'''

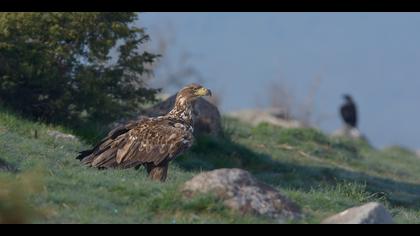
[176,83,212,104]
[343,94,353,102]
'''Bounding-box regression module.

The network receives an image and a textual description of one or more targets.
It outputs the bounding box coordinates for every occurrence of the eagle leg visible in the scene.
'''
[145,162,169,182]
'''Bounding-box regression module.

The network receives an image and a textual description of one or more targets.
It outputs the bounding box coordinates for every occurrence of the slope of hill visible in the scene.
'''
[1,108,420,223]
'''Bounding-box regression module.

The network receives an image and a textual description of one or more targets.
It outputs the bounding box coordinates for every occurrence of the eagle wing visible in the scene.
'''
[81,118,193,169]
[76,119,142,161]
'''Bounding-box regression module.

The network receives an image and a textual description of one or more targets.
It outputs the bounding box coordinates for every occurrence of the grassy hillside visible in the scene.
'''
[1,108,420,224]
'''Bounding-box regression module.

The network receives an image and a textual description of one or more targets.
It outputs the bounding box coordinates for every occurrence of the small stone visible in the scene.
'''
[226,108,303,129]
[0,159,16,172]
[47,130,78,141]
[321,202,394,224]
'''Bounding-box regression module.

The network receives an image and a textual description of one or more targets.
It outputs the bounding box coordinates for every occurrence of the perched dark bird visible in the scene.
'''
[340,94,357,128]
[76,84,212,182]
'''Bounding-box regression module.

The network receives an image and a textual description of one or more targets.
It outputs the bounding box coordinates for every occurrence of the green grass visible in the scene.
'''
[1,108,420,223]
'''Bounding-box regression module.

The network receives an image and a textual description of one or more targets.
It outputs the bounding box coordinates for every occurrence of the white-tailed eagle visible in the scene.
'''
[76,84,212,182]
[340,94,357,128]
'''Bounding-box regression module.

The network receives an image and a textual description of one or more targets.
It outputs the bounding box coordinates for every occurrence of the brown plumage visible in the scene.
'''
[76,84,212,182]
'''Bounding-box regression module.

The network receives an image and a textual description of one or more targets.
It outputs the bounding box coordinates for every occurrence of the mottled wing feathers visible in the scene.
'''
[76,119,142,161]
[117,119,193,165]
[80,117,193,169]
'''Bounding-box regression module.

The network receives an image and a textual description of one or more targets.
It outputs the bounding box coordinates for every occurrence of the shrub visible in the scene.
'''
[0,13,158,125]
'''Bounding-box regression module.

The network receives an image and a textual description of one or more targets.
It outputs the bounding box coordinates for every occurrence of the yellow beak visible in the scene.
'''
[195,87,212,97]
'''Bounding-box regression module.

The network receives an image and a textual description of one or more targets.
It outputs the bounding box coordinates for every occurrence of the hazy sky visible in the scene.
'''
[138,13,420,150]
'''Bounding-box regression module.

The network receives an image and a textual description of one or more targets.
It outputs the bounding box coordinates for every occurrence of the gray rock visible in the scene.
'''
[226,108,302,129]
[47,130,78,141]
[322,202,394,224]
[140,93,222,137]
[416,150,420,158]
[331,126,369,142]
[182,168,301,221]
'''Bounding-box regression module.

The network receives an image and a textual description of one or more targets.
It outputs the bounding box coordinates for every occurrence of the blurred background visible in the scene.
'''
[139,12,420,150]
[1,12,420,224]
